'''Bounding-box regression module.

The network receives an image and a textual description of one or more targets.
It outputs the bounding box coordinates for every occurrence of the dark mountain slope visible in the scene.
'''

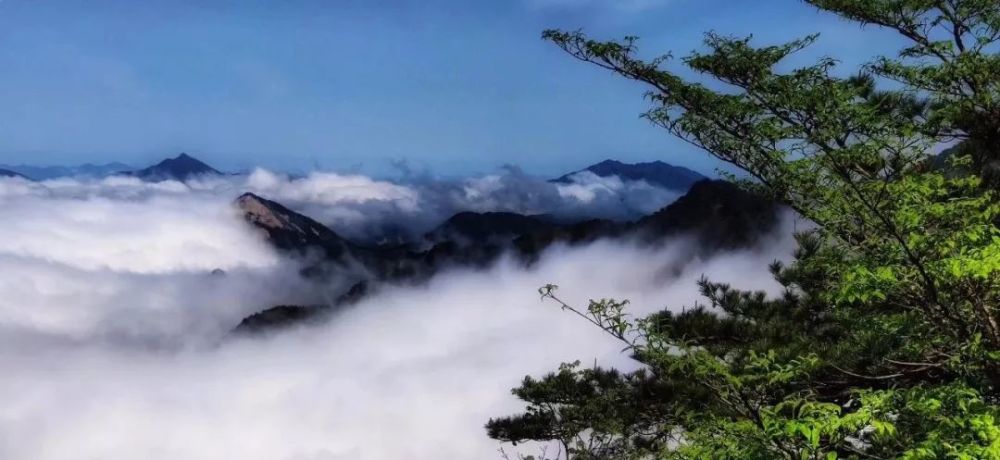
[553,159,706,191]
[425,212,558,246]
[232,282,370,336]
[635,180,779,250]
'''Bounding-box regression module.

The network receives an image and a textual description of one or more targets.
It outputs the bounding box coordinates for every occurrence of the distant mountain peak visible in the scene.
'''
[553,159,706,191]
[123,153,222,182]
[151,152,219,173]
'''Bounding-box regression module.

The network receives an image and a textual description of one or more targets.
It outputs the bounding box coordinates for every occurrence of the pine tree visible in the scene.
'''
[488,1,1000,458]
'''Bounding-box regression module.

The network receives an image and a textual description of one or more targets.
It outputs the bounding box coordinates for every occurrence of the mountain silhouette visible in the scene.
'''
[553,159,706,191]
[0,162,131,180]
[122,153,222,182]
[635,180,779,249]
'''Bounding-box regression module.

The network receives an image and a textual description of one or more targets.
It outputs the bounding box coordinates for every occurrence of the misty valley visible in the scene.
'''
[0,153,789,458]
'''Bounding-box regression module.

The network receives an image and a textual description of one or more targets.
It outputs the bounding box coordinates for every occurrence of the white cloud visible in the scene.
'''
[214,167,680,243]
[0,194,278,273]
[0,238,791,459]
[245,168,420,213]
[0,165,687,248]
[0,177,314,347]
[554,170,678,215]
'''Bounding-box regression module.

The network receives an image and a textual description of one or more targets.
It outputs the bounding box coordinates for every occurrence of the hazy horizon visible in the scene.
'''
[0,151,717,180]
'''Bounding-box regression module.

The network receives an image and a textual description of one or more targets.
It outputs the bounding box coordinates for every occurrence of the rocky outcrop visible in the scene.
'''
[237,192,357,261]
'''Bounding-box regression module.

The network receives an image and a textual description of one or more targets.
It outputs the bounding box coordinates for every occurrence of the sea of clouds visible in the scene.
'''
[0,172,794,459]
[219,166,680,243]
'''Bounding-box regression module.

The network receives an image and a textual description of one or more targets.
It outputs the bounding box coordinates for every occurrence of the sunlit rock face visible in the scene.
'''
[237,192,354,260]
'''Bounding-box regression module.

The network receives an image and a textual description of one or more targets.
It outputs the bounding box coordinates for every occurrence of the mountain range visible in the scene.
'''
[0,162,132,180]
[0,153,221,182]
[3,154,710,189]
[231,178,779,335]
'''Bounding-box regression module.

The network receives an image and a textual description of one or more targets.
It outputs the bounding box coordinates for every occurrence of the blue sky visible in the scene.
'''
[0,0,905,176]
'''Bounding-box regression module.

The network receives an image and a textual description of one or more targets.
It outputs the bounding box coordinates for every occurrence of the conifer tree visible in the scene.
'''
[488,1,1000,458]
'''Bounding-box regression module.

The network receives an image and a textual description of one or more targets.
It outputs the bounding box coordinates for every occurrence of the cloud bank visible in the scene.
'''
[0,174,793,459]
[2,165,684,244]
[238,167,683,243]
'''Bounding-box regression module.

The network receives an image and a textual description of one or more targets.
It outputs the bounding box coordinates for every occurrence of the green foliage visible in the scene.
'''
[487,1,1000,458]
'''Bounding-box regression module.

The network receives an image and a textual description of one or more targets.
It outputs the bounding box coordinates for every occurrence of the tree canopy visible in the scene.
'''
[488,1,1000,458]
